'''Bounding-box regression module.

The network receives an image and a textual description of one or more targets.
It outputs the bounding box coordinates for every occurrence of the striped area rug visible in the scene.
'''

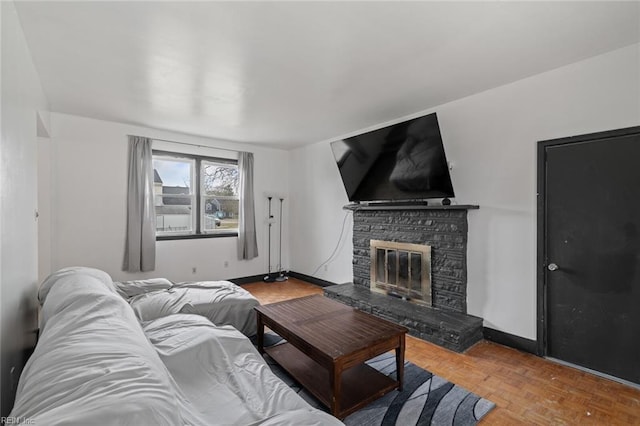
[260,334,495,425]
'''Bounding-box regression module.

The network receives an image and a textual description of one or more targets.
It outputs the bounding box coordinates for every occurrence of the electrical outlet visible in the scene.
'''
[192,267,197,274]
[224,261,229,268]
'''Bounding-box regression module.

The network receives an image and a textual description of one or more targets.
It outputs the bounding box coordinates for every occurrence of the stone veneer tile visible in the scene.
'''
[352,208,469,313]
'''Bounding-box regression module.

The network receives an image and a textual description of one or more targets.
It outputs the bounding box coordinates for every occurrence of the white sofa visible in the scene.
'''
[10,268,342,425]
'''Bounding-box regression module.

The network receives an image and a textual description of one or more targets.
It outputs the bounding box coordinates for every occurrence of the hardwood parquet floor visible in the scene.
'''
[243,278,640,425]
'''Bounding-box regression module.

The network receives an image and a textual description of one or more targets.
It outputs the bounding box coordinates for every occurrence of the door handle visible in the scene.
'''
[547,263,559,271]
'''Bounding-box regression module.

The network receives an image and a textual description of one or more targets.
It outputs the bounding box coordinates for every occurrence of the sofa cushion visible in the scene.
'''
[129,280,259,336]
[143,313,342,425]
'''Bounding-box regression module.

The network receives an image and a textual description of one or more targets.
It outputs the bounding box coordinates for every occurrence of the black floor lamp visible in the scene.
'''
[275,197,288,282]
[263,196,276,282]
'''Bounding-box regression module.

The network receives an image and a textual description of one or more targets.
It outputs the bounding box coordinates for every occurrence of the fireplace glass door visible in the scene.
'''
[370,240,431,306]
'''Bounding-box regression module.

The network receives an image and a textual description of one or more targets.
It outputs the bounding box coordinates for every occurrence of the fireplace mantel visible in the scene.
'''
[343,203,479,211]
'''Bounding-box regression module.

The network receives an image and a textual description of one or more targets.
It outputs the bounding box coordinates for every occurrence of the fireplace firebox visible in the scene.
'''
[370,240,431,306]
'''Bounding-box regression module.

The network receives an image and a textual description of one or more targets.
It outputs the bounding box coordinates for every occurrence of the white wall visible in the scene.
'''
[289,43,640,340]
[0,1,49,415]
[37,137,53,283]
[48,113,290,283]
[289,142,354,283]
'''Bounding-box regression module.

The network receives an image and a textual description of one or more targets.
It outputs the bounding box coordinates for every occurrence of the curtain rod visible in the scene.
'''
[129,135,244,154]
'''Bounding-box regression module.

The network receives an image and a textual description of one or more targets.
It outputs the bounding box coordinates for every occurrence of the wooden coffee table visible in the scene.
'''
[255,295,407,419]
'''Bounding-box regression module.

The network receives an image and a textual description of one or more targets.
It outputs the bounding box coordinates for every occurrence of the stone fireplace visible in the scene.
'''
[324,203,484,352]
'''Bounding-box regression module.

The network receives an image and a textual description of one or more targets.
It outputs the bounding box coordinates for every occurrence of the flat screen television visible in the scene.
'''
[330,112,454,203]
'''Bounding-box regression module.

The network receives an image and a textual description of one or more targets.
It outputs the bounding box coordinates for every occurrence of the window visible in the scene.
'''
[153,150,239,239]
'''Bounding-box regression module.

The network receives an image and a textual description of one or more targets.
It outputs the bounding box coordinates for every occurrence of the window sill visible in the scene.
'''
[157,232,238,241]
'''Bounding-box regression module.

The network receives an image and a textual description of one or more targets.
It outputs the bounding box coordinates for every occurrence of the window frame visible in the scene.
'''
[153,149,239,241]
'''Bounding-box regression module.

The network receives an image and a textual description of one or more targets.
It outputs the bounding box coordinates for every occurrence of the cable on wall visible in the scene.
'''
[311,210,352,276]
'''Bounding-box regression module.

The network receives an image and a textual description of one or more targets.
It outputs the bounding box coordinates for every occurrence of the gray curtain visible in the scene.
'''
[123,136,156,272]
[237,152,258,260]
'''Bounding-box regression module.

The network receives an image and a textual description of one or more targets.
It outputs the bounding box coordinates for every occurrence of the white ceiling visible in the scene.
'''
[15,1,640,149]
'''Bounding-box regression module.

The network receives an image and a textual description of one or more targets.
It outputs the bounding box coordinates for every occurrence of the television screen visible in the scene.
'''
[331,113,454,203]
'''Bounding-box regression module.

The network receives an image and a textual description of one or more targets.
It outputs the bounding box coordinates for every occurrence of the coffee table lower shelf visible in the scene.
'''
[265,342,399,419]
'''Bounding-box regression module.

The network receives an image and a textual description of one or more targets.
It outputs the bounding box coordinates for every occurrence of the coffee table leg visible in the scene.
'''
[256,312,264,354]
[329,364,341,417]
[396,334,405,391]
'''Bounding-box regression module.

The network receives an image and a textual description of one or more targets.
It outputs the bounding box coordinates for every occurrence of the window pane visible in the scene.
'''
[153,156,195,234]
[202,197,239,232]
[201,161,239,232]
[156,205,193,232]
[202,162,238,197]
[153,158,193,194]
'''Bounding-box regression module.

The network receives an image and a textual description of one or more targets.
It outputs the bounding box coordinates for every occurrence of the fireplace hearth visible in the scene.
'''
[324,203,483,352]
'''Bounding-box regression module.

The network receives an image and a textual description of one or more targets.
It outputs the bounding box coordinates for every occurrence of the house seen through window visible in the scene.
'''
[153,150,239,238]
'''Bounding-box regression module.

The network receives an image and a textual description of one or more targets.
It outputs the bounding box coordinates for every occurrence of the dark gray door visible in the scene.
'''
[539,126,640,384]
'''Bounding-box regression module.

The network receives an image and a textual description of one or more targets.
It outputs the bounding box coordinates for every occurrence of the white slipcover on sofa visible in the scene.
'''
[10,267,342,425]
[116,278,260,337]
